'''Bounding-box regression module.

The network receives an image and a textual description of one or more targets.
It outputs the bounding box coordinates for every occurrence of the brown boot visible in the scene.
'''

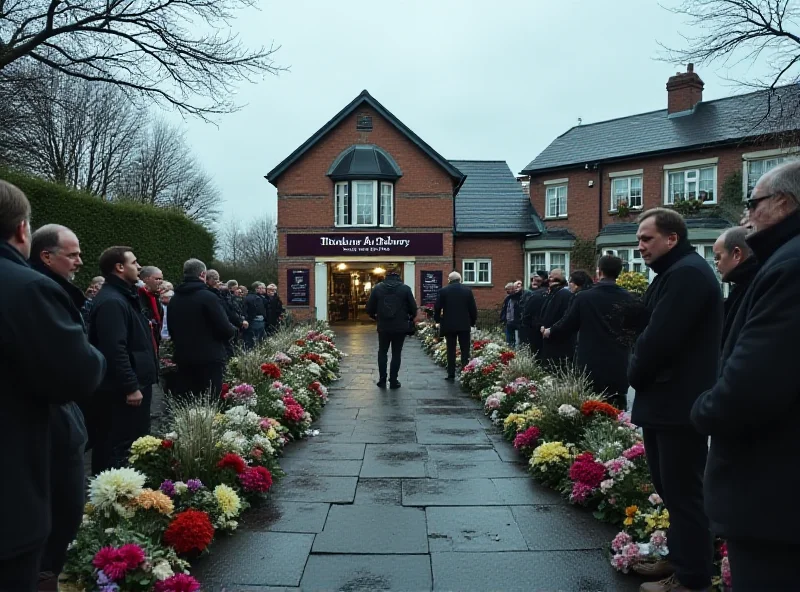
[639,575,709,592]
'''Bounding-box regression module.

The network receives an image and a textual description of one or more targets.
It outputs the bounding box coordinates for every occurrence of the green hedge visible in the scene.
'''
[1,168,215,286]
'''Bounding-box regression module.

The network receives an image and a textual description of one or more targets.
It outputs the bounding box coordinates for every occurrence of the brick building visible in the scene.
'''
[521,65,800,282]
[267,91,539,321]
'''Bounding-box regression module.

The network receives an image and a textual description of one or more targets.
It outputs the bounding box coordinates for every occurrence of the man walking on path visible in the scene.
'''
[0,184,105,592]
[434,271,478,382]
[366,265,417,389]
[692,161,800,590]
[543,255,633,410]
[29,225,95,587]
[168,259,236,398]
[539,268,574,369]
[711,226,760,348]
[89,246,159,475]
[629,208,722,592]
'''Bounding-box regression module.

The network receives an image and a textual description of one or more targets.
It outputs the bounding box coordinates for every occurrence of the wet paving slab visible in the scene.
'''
[202,326,642,591]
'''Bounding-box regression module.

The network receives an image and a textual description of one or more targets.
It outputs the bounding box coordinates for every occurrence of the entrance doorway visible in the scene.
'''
[327,262,403,324]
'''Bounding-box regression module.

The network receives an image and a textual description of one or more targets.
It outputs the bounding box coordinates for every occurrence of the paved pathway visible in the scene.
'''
[194,325,642,591]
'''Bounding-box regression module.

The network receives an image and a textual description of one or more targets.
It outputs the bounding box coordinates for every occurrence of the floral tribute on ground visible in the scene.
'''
[415,322,731,591]
[62,322,343,592]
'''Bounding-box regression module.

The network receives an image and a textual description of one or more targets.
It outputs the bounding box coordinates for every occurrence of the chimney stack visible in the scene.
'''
[667,63,704,115]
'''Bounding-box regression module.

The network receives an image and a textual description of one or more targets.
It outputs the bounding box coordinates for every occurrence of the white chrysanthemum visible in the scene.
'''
[307,362,322,376]
[251,434,275,455]
[174,482,188,495]
[558,404,579,418]
[219,430,248,453]
[152,560,174,581]
[89,468,146,517]
[225,405,260,427]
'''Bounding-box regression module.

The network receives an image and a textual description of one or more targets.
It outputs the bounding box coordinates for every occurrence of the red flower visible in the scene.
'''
[569,452,606,488]
[580,400,620,418]
[154,574,202,592]
[163,509,215,554]
[513,426,541,450]
[161,439,174,449]
[283,395,306,423]
[301,352,323,364]
[238,466,273,492]
[296,339,306,346]
[221,383,230,399]
[260,363,282,379]
[217,453,246,474]
[500,351,516,364]
[481,364,497,376]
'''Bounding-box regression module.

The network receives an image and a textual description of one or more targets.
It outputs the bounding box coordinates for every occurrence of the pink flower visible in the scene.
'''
[154,573,202,592]
[513,426,541,450]
[485,396,501,410]
[721,556,732,587]
[611,531,633,553]
[623,542,641,560]
[649,530,667,551]
[648,493,663,506]
[92,544,145,581]
[622,442,645,460]
[570,482,594,504]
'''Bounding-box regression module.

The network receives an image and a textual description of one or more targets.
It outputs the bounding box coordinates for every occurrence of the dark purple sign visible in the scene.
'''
[420,270,442,306]
[287,269,310,306]
[286,233,443,256]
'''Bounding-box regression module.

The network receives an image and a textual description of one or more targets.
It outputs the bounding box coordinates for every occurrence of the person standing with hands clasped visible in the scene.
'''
[88,246,159,475]
[434,271,478,382]
[692,161,800,590]
[366,265,417,389]
[628,208,722,592]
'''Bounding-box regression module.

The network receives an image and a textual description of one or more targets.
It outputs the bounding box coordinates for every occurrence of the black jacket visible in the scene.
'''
[365,273,417,333]
[691,213,800,543]
[540,285,575,364]
[433,281,478,334]
[168,277,236,365]
[522,287,548,353]
[89,275,158,400]
[212,286,244,330]
[501,291,522,329]
[244,292,267,323]
[720,255,760,348]
[0,242,105,559]
[629,241,723,427]
[138,287,163,348]
[266,294,285,328]
[550,280,634,394]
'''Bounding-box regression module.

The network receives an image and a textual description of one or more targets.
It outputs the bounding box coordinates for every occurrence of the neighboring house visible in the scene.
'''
[267,90,543,319]
[521,64,800,282]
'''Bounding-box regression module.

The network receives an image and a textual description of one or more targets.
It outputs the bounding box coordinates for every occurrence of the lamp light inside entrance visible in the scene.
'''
[337,263,347,271]
[373,266,386,275]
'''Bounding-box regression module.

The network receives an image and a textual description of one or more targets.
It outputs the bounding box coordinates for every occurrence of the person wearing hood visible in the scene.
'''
[88,246,158,475]
[167,259,236,398]
[629,208,722,592]
[692,161,800,590]
[711,226,761,348]
[365,265,417,389]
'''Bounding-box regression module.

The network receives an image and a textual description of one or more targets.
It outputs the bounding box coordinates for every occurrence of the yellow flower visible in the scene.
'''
[504,414,521,429]
[129,435,163,463]
[531,441,570,466]
[623,517,634,526]
[214,484,242,518]
[524,406,544,422]
[266,428,278,440]
[625,505,639,517]
[134,489,174,515]
[84,502,95,515]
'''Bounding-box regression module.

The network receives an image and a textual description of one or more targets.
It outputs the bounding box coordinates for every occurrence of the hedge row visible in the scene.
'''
[1,168,215,286]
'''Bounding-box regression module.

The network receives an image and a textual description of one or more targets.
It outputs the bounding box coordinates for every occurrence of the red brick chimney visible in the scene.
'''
[667,63,704,114]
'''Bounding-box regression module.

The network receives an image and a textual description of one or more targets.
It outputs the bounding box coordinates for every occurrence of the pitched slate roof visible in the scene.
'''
[598,217,732,236]
[522,85,800,174]
[266,90,465,188]
[450,160,544,235]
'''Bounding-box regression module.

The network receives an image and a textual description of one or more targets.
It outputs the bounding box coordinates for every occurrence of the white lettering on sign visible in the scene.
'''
[319,235,411,248]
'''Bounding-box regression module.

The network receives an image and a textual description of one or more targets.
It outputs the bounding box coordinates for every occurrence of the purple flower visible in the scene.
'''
[187,478,203,492]
[160,479,176,498]
[96,570,111,585]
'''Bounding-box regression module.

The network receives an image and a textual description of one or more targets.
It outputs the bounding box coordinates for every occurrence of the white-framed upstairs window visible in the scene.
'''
[334,180,394,228]
[527,251,570,278]
[611,176,643,211]
[545,183,568,219]
[603,247,647,275]
[745,155,798,195]
[463,259,491,285]
[664,165,717,205]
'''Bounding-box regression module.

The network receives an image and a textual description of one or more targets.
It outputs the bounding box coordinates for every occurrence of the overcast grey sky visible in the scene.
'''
[172,0,768,224]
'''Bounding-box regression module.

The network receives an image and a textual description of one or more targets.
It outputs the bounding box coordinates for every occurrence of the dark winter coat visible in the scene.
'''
[629,240,723,428]
[720,255,761,349]
[365,273,417,334]
[549,279,634,394]
[244,292,267,323]
[138,287,163,348]
[0,242,105,560]
[89,275,158,400]
[692,213,800,543]
[540,285,575,365]
[522,287,549,353]
[501,291,522,329]
[168,277,236,366]
[211,286,244,329]
[434,281,478,334]
[266,294,285,328]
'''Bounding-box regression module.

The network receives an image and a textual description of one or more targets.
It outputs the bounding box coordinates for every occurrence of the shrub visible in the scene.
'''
[0,168,214,286]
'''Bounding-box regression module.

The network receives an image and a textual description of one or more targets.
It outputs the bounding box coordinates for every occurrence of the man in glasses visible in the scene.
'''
[692,160,800,590]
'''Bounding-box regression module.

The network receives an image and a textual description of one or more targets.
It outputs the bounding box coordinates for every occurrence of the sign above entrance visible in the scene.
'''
[286,233,443,257]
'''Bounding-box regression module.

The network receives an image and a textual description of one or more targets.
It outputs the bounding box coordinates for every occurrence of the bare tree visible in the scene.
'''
[0,0,286,118]
[215,214,278,285]
[218,219,245,273]
[661,0,800,133]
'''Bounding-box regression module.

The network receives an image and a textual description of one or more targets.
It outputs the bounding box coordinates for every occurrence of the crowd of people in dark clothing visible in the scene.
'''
[0,180,285,592]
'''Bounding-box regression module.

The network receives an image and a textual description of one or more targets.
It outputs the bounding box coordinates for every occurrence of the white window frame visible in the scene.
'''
[380,182,394,227]
[610,175,643,211]
[742,149,800,197]
[663,165,717,205]
[527,251,570,278]
[602,247,651,280]
[545,184,568,219]
[334,182,349,227]
[462,259,492,285]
